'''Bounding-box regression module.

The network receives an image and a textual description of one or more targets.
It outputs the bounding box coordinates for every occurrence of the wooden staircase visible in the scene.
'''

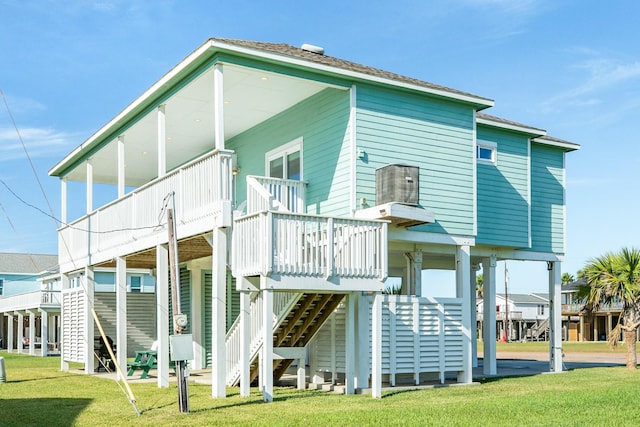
[245,292,345,384]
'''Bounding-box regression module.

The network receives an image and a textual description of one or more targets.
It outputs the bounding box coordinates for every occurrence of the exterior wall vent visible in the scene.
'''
[301,43,325,55]
[376,164,419,206]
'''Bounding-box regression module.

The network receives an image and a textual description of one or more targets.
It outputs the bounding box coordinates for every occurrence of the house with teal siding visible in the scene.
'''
[48,38,579,400]
[0,253,59,355]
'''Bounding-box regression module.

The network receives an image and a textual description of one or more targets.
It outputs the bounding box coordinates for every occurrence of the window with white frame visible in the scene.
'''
[538,304,545,315]
[477,140,497,165]
[0,278,4,295]
[266,138,302,180]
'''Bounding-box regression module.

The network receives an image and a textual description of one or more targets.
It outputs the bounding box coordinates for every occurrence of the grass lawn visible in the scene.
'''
[478,340,631,354]
[1,350,640,426]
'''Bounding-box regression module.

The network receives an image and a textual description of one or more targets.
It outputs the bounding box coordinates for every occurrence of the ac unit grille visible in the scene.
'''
[376,164,419,206]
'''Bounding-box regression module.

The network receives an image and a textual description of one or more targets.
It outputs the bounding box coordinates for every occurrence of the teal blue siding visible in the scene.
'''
[0,274,41,296]
[476,126,529,247]
[529,144,565,253]
[355,84,475,236]
[228,88,351,216]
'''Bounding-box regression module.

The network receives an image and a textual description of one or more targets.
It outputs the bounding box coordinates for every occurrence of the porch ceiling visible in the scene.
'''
[96,234,213,269]
[64,64,336,186]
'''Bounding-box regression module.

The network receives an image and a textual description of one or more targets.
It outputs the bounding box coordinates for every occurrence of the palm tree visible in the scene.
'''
[578,247,640,370]
[476,273,483,299]
[561,272,575,285]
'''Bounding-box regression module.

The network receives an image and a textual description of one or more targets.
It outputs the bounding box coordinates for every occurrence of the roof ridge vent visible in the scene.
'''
[301,43,325,55]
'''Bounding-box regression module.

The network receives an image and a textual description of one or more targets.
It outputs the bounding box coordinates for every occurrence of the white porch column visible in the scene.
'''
[239,289,251,397]
[579,315,585,342]
[345,292,356,394]
[86,160,93,214]
[4,313,14,353]
[189,265,204,370]
[40,309,49,357]
[117,136,125,198]
[84,267,95,374]
[482,256,497,375]
[60,177,67,225]
[27,310,36,356]
[157,105,166,177]
[61,274,70,371]
[261,288,274,402]
[211,227,227,398]
[6,314,14,352]
[548,261,563,372]
[371,293,382,398]
[156,244,170,388]
[470,264,479,368]
[116,256,127,380]
[213,63,225,151]
[456,245,472,383]
[16,311,24,354]
[355,292,370,389]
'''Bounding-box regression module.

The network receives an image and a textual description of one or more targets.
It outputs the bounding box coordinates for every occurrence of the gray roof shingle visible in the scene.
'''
[0,253,58,275]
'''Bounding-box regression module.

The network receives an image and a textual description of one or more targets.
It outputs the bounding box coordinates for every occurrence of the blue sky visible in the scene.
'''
[1,0,639,293]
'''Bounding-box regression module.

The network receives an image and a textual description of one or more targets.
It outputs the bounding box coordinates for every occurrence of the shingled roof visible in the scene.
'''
[213,38,494,106]
[0,253,58,275]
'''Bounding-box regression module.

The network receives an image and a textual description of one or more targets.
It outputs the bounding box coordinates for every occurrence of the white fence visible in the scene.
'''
[311,295,464,385]
[58,149,233,272]
[232,211,387,280]
[61,288,86,363]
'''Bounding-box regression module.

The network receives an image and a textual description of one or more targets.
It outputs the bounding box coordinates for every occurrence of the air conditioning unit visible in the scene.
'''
[376,164,419,206]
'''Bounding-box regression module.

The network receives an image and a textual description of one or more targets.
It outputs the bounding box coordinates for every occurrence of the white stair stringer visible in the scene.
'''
[225,290,302,386]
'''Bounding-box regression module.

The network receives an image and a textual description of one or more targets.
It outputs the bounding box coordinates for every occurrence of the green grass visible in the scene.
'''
[478,341,630,354]
[1,350,640,426]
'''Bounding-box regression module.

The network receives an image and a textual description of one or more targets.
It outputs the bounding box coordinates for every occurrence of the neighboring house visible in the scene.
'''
[0,252,59,356]
[477,293,550,342]
[48,38,579,400]
[562,280,622,342]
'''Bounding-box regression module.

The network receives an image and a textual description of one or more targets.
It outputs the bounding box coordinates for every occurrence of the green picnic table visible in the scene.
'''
[127,350,157,378]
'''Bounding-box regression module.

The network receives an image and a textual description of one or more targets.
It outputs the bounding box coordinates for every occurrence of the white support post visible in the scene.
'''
[61,274,69,371]
[549,261,563,372]
[413,251,423,297]
[297,355,306,391]
[60,177,67,225]
[190,266,204,370]
[84,267,95,374]
[482,256,497,375]
[345,292,356,394]
[157,105,166,177]
[27,310,36,356]
[86,160,93,214]
[16,312,24,354]
[117,136,125,198]
[371,293,382,398]
[239,289,251,397]
[40,309,49,357]
[262,288,274,402]
[456,245,472,383]
[6,314,14,352]
[470,264,479,368]
[156,244,170,388]
[211,227,227,398]
[213,63,225,151]
[116,256,127,380]
[355,292,370,389]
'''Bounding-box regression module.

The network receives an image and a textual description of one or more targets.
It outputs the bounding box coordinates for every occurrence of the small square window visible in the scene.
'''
[477,140,497,165]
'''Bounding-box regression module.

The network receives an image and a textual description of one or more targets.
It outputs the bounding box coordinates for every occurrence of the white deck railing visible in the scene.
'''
[225,291,301,386]
[232,211,387,280]
[0,290,61,312]
[58,149,233,271]
[246,175,306,214]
